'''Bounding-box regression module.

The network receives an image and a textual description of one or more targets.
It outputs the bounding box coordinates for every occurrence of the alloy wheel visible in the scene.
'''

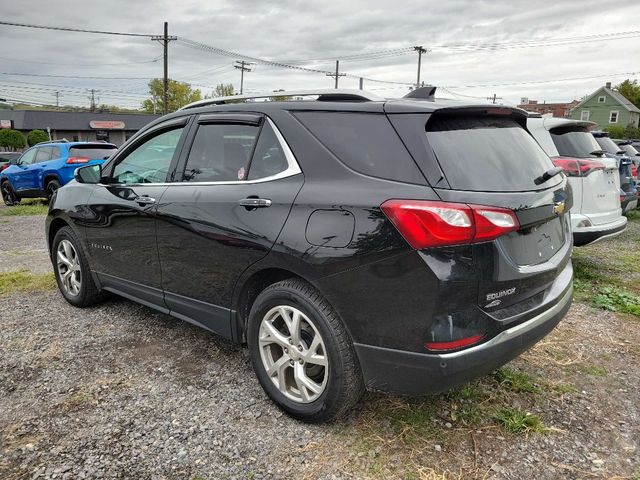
[56,239,82,296]
[258,305,328,403]
[2,183,14,206]
[46,182,58,201]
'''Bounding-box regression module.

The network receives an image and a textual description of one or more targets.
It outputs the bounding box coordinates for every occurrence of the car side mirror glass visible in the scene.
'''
[74,164,102,184]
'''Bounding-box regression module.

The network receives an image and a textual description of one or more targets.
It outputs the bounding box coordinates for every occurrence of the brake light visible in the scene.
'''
[66,156,90,164]
[632,163,638,177]
[380,200,519,249]
[0,164,8,172]
[552,157,605,177]
[425,334,485,351]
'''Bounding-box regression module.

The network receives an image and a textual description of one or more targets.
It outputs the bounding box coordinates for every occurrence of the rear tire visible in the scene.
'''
[1,180,20,206]
[52,226,107,307]
[247,278,364,422]
[45,179,61,203]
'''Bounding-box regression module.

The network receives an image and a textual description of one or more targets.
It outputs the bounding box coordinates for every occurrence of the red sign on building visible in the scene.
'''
[89,120,125,130]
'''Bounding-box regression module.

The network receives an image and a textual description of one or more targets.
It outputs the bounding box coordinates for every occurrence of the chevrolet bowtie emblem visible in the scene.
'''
[553,201,565,215]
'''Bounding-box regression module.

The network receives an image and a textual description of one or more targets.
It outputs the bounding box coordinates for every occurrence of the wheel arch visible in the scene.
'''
[47,216,71,252]
[42,172,62,190]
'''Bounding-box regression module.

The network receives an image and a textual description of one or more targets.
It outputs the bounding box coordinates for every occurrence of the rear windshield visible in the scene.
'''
[426,115,560,191]
[550,126,603,158]
[620,144,639,156]
[594,136,624,155]
[69,145,117,160]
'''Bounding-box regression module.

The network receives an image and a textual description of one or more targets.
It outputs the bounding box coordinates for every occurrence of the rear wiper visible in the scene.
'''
[590,150,605,157]
[534,167,563,185]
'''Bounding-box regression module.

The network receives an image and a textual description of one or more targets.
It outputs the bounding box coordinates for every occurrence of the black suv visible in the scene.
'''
[46,88,573,422]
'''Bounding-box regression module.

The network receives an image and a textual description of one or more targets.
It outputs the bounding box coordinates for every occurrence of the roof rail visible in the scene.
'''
[180,89,384,110]
[35,139,69,146]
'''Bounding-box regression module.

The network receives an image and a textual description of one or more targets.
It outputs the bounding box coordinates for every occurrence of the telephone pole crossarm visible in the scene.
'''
[326,60,346,89]
[234,60,254,95]
[413,46,430,87]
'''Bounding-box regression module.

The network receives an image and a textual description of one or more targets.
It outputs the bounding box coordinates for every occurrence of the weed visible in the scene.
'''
[551,383,578,395]
[592,286,640,316]
[493,367,540,393]
[494,408,544,434]
[0,270,56,295]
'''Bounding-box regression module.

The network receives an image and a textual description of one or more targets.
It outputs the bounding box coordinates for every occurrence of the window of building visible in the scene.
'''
[580,110,590,121]
[609,111,619,123]
[597,96,606,103]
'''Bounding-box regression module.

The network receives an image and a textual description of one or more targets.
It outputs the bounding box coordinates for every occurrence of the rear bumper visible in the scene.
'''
[573,215,627,247]
[621,194,638,213]
[354,282,573,395]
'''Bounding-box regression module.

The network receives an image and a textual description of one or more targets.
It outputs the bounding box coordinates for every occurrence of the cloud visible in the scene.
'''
[0,0,638,107]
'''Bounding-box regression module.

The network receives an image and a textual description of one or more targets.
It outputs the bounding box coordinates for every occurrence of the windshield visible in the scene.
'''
[594,136,624,155]
[550,126,603,158]
[426,115,560,192]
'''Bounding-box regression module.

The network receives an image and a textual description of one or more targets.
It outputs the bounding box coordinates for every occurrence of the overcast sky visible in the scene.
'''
[1,0,639,109]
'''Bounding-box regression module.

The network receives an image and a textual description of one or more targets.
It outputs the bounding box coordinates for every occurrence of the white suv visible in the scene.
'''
[528,117,626,246]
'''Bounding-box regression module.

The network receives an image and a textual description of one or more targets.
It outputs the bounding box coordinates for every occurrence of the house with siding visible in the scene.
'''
[569,82,640,128]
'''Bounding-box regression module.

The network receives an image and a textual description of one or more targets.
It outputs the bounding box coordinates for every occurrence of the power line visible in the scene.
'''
[0,55,162,67]
[446,70,640,89]
[0,72,151,80]
[0,20,154,37]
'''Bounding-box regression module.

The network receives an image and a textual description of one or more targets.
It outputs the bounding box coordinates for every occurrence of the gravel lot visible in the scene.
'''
[1,209,639,479]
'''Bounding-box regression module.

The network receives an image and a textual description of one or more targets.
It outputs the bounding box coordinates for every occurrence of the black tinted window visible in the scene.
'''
[426,115,559,191]
[247,122,288,180]
[183,124,258,182]
[69,145,116,160]
[550,126,602,158]
[294,112,423,183]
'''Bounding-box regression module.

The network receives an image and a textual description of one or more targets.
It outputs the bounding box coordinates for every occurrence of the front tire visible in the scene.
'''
[52,226,106,307]
[1,180,20,206]
[247,278,364,422]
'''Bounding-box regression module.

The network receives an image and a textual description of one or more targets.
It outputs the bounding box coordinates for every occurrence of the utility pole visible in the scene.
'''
[487,93,502,104]
[151,22,177,115]
[234,60,254,94]
[54,91,61,108]
[326,60,346,89]
[359,77,364,90]
[413,46,429,87]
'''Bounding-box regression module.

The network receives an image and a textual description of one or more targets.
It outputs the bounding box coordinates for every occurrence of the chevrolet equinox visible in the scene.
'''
[46,88,574,422]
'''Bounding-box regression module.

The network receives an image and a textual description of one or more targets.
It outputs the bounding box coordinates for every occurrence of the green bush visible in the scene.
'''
[26,129,49,146]
[603,125,625,139]
[0,129,26,151]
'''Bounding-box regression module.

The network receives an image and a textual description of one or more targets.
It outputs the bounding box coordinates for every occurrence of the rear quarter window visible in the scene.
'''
[293,111,425,184]
[426,115,560,192]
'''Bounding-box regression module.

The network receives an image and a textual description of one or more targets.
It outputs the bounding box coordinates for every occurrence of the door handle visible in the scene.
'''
[135,196,156,205]
[238,197,272,208]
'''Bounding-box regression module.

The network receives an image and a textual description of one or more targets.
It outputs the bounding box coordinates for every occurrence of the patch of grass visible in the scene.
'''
[592,286,640,316]
[62,392,93,411]
[578,364,607,377]
[493,367,540,394]
[0,270,56,295]
[494,407,544,434]
[550,383,578,395]
[385,401,444,445]
[0,202,48,216]
[626,210,640,222]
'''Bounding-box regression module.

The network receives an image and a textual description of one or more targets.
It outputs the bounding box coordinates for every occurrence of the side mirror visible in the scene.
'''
[74,164,102,184]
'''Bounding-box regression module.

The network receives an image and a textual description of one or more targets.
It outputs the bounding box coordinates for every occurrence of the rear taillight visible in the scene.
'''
[552,157,605,177]
[632,164,638,177]
[66,156,90,164]
[380,199,519,249]
[0,164,8,172]
[425,334,485,351]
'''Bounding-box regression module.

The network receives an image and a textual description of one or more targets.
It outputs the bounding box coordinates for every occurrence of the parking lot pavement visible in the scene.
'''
[0,208,51,274]
[1,212,639,479]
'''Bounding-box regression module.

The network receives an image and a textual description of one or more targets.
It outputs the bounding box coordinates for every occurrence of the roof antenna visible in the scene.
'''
[404,86,437,101]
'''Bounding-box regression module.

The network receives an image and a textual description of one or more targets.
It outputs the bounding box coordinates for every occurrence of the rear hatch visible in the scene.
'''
[389,107,572,319]
[549,126,620,225]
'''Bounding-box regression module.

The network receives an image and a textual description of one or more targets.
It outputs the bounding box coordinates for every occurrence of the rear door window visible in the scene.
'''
[247,122,289,180]
[35,147,52,163]
[182,124,258,182]
[550,126,603,158]
[294,111,424,184]
[426,115,560,191]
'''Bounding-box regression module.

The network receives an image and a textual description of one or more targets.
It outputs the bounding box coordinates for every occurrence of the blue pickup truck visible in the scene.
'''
[1,141,117,205]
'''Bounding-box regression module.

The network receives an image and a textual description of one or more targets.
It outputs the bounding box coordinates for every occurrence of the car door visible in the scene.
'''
[11,147,39,192]
[85,116,191,308]
[155,113,304,338]
[31,146,55,190]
